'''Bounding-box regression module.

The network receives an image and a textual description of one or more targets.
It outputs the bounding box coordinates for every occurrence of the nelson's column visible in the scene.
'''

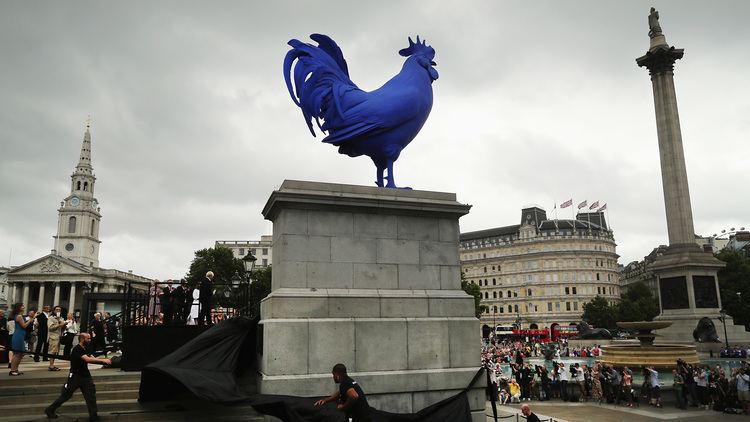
[636,8,748,345]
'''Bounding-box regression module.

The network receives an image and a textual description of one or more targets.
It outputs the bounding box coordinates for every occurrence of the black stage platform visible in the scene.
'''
[121,325,210,371]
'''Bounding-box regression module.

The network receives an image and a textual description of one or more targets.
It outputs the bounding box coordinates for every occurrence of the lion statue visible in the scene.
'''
[576,321,612,340]
[693,317,720,343]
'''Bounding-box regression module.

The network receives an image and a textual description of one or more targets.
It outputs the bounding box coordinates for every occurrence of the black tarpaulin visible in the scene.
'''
[139,317,483,421]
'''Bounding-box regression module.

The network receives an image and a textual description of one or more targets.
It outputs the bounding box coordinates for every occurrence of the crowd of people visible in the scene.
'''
[0,302,118,376]
[482,339,750,414]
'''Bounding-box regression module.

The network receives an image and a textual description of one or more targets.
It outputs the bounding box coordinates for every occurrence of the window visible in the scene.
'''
[250,249,256,255]
[507,290,511,298]
[493,291,497,299]
[262,259,268,266]
[492,278,496,285]
[499,307,504,313]
[565,287,570,295]
[508,305,512,313]
[596,273,601,281]
[555,302,561,311]
[527,288,532,297]
[566,302,571,311]
[90,220,95,236]
[597,286,601,295]
[514,291,518,298]
[484,292,488,299]
[262,248,268,255]
[484,266,487,273]
[514,305,519,313]
[77,181,81,190]
[83,181,88,191]
[548,302,552,311]
[499,291,503,298]
[68,216,77,233]
[239,248,245,255]
[493,306,498,314]
[574,302,579,311]
[572,287,577,295]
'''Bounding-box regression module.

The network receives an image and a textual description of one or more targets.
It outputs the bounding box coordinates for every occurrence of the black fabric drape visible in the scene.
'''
[139,317,483,422]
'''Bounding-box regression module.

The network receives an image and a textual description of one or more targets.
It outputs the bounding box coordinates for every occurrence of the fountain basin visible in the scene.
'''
[600,321,699,369]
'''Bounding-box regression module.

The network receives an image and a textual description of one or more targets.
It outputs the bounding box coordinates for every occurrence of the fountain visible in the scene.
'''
[600,321,700,369]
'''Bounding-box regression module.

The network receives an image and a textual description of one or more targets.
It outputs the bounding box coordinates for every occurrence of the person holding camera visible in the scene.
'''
[62,312,79,358]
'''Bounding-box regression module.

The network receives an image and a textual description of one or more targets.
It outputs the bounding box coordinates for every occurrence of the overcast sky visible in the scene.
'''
[1,1,748,280]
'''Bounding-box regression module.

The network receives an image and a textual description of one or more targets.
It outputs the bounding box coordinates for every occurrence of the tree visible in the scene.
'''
[716,249,750,329]
[185,247,244,287]
[461,272,488,318]
[615,281,659,322]
[248,265,272,318]
[582,296,616,329]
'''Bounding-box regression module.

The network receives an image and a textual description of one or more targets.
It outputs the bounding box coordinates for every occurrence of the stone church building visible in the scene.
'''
[6,125,152,314]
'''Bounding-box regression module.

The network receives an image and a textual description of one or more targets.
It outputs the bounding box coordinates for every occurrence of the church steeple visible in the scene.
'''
[53,123,101,267]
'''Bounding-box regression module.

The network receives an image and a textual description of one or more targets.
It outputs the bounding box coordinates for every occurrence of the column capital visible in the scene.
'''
[636,46,684,76]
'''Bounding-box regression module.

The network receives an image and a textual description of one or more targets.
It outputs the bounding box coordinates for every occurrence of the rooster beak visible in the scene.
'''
[430,61,437,66]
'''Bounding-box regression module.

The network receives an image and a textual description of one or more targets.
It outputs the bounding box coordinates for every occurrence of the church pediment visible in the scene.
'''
[9,254,92,276]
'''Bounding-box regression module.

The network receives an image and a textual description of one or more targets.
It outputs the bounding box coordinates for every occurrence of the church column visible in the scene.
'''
[22,282,30,309]
[9,283,17,304]
[69,282,77,312]
[38,282,46,308]
[53,283,61,308]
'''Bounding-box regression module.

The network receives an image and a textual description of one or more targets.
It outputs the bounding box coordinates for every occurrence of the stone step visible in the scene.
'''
[2,389,139,404]
[0,380,141,397]
[0,400,265,422]
[1,372,141,387]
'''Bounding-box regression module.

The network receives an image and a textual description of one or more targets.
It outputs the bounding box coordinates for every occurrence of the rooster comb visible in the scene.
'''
[399,35,434,57]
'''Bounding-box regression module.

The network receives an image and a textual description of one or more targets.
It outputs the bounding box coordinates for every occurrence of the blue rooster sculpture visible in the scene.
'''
[284,34,438,188]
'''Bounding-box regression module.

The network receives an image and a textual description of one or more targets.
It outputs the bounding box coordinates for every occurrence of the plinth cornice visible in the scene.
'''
[262,179,472,221]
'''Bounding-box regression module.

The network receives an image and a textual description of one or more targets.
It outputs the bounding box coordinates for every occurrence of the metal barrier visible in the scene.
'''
[123,281,251,327]
[485,414,558,422]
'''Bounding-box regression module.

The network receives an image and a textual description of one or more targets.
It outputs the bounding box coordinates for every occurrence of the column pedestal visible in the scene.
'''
[258,180,483,421]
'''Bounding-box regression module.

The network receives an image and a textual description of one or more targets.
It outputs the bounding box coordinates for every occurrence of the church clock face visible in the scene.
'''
[65,243,74,251]
[70,196,80,207]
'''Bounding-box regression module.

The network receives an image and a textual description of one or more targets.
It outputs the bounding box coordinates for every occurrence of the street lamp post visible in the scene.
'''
[718,309,730,349]
[242,251,257,283]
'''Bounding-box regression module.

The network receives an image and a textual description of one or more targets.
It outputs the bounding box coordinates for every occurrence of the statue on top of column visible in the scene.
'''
[648,7,663,38]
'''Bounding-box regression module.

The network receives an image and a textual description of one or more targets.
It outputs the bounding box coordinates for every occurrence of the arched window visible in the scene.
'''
[90,219,95,235]
[514,304,519,313]
[507,290,511,297]
[508,305,512,313]
[493,291,497,299]
[493,306,497,314]
[77,181,81,190]
[68,216,77,233]
[499,291,503,298]
[84,181,88,191]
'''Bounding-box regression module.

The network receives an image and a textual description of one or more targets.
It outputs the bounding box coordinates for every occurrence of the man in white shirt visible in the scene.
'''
[647,367,662,408]
[558,363,569,401]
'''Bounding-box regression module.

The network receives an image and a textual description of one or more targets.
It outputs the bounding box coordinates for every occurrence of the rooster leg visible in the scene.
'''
[375,164,385,187]
[385,161,397,188]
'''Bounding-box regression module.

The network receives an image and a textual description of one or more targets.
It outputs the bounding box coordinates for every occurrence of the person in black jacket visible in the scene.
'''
[521,404,541,422]
[172,279,188,325]
[34,305,50,362]
[314,363,371,422]
[198,271,214,326]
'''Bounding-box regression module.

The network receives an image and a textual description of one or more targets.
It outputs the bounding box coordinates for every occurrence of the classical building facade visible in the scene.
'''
[215,236,273,268]
[460,207,621,331]
[6,125,152,314]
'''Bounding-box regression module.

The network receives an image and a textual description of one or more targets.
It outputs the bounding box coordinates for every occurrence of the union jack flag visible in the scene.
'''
[577,200,587,209]
[589,201,600,210]
[560,199,573,208]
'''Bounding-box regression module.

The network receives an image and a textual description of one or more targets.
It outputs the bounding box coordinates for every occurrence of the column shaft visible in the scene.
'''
[651,71,696,245]
[69,282,77,312]
[53,283,61,307]
[38,282,46,308]
[22,283,30,309]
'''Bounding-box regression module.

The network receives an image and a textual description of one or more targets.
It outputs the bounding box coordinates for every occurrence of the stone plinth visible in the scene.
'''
[258,180,483,421]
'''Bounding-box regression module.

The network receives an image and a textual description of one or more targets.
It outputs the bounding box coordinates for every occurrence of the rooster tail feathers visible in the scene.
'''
[310,33,350,77]
[284,35,358,138]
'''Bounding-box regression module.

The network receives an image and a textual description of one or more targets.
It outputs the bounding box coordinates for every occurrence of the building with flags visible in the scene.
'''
[460,206,620,337]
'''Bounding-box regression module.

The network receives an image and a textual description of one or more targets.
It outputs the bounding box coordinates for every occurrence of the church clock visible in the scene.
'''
[70,196,80,207]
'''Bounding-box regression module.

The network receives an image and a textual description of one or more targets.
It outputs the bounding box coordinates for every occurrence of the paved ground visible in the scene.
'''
[486,401,749,422]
